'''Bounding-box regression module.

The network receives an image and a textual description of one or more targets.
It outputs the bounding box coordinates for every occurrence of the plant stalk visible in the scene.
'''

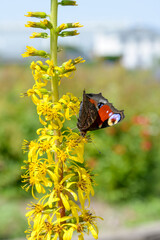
[50,0,59,102]
[50,1,65,239]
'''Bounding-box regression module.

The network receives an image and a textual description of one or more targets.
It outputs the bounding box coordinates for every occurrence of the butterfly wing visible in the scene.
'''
[77,91,98,135]
[98,101,125,128]
[77,91,125,136]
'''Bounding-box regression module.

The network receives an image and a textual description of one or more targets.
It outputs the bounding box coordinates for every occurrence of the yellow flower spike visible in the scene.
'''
[22,0,100,238]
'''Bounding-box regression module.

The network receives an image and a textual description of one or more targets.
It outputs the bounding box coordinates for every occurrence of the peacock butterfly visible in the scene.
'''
[77,90,125,136]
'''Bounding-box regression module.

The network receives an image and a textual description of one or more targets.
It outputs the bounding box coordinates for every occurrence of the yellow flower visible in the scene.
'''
[22,140,39,159]
[63,129,86,163]
[59,93,80,119]
[62,59,76,71]
[47,167,77,210]
[80,209,103,240]
[26,201,46,225]
[36,95,65,128]
[56,148,68,163]
[22,158,54,198]
[30,61,43,71]
[76,166,95,207]
[59,57,85,78]
[46,59,55,76]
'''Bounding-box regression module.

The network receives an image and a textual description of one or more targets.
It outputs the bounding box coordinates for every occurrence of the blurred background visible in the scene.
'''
[1,0,160,239]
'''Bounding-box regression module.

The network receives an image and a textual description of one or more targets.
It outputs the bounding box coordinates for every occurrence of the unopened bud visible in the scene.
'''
[30,32,49,39]
[57,22,83,33]
[22,46,49,58]
[59,30,79,37]
[59,0,77,6]
[25,12,47,18]
[25,20,52,30]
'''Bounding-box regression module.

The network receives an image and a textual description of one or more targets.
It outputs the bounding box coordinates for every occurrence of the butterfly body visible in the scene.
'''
[77,91,125,136]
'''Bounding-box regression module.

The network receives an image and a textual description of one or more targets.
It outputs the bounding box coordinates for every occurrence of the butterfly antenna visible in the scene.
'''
[71,126,78,131]
[92,140,102,155]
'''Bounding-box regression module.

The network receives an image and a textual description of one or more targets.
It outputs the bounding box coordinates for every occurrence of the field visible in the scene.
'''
[0,62,160,238]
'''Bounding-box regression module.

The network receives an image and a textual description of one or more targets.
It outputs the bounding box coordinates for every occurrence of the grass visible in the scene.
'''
[0,197,27,239]
[124,198,160,227]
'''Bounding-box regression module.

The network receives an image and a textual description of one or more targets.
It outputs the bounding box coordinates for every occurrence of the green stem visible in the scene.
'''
[50,1,65,240]
[50,0,59,102]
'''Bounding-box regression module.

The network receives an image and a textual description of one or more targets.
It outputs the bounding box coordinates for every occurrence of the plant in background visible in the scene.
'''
[21,0,102,239]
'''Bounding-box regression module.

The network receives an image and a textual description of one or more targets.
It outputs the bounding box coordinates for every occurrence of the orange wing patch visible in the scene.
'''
[98,105,113,122]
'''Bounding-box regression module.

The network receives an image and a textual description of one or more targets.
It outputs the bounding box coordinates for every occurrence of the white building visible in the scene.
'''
[92,27,160,69]
[1,21,160,69]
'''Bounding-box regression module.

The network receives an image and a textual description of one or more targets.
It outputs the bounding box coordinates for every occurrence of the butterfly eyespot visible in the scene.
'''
[97,102,104,109]
[108,114,121,126]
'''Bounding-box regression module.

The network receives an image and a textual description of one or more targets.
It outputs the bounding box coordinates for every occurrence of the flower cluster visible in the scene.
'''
[21,1,101,240]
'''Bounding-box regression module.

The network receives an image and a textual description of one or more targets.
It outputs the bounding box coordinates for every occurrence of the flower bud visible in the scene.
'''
[72,56,85,65]
[25,12,47,18]
[57,22,83,33]
[22,46,49,58]
[25,20,52,30]
[59,30,79,37]
[59,0,77,6]
[25,21,47,30]
[42,20,53,29]
[30,32,49,39]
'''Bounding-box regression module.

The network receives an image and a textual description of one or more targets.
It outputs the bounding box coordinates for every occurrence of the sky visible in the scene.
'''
[1,0,160,28]
[0,0,160,59]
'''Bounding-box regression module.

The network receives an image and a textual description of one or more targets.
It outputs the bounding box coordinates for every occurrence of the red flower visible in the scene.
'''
[113,144,126,155]
[141,129,151,138]
[88,158,97,168]
[141,141,152,151]
[132,115,150,126]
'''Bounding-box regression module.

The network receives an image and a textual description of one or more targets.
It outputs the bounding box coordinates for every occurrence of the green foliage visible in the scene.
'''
[0,64,39,196]
[1,63,160,204]
[85,115,160,202]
